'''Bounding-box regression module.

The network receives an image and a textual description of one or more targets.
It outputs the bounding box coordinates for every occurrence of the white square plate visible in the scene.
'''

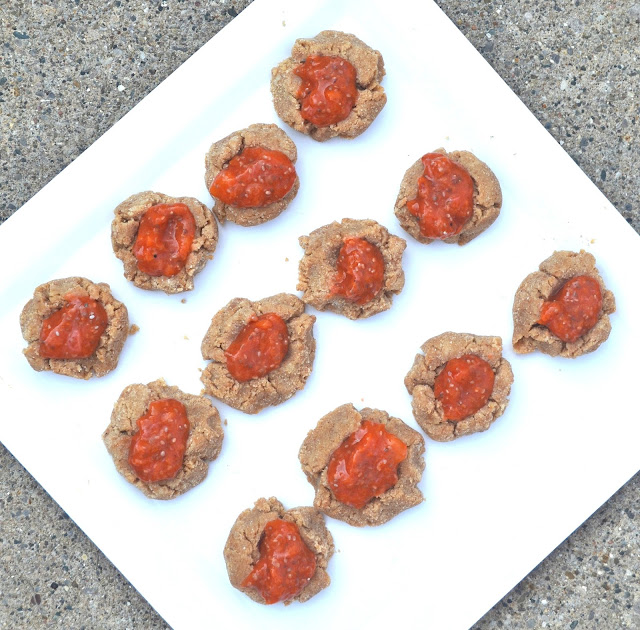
[1,1,639,628]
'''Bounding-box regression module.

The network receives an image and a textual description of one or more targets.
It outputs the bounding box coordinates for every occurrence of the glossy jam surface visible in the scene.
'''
[133,203,196,277]
[39,294,108,359]
[294,55,358,127]
[330,237,385,305]
[537,275,602,343]
[434,354,495,421]
[128,399,190,483]
[407,153,474,239]
[327,420,408,510]
[210,146,296,208]
[241,519,317,605]
[224,313,289,382]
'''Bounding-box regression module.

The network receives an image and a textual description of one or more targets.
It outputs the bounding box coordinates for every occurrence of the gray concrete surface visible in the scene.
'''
[1,1,639,628]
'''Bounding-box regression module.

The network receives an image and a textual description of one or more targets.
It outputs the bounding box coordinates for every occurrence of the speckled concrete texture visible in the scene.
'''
[1,1,639,629]
[436,0,639,234]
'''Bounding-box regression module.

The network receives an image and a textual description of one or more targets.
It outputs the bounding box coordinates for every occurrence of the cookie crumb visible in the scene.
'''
[181,298,187,304]
[129,324,140,335]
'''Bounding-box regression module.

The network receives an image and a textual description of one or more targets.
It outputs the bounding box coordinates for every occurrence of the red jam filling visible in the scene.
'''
[537,275,602,342]
[210,146,296,208]
[128,398,190,483]
[39,293,108,359]
[224,313,289,382]
[241,519,317,604]
[330,236,385,305]
[327,420,408,509]
[434,354,495,421]
[133,203,196,277]
[407,153,474,239]
[294,55,358,127]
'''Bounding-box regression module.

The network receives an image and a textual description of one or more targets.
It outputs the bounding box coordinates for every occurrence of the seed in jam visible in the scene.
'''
[407,153,475,239]
[537,275,602,342]
[434,354,495,421]
[225,313,289,382]
[241,519,317,604]
[330,237,385,305]
[327,420,408,509]
[128,398,190,483]
[39,294,108,359]
[210,146,296,208]
[133,203,196,277]
[294,55,358,127]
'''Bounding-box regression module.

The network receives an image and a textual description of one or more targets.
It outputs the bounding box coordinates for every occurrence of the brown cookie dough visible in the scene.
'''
[111,191,218,294]
[512,250,616,357]
[299,404,425,527]
[200,293,315,414]
[204,123,299,226]
[297,218,406,319]
[224,497,334,605]
[271,30,387,142]
[20,276,129,379]
[394,148,502,245]
[102,378,224,500]
[404,332,514,442]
